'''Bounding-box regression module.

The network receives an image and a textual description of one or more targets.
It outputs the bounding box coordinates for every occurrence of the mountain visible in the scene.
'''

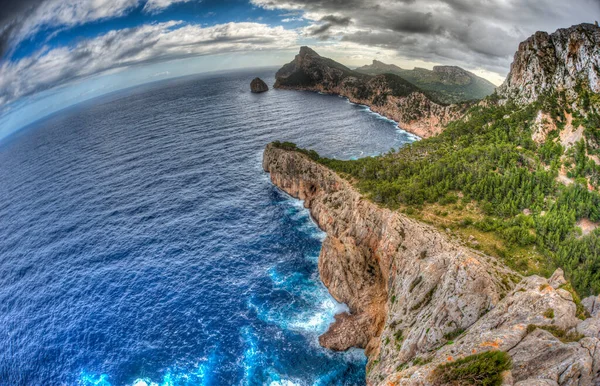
[498,23,600,105]
[266,23,600,386]
[356,60,497,104]
[274,47,470,138]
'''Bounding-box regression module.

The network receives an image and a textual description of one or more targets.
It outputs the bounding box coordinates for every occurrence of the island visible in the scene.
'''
[250,77,269,93]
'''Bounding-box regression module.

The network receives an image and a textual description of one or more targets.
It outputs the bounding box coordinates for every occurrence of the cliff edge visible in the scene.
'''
[263,143,600,385]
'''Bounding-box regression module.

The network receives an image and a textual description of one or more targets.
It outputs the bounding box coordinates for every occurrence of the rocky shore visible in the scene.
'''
[263,143,600,386]
[273,47,468,138]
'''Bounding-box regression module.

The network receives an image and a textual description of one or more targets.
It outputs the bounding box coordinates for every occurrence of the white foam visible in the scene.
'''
[270,380,303,386]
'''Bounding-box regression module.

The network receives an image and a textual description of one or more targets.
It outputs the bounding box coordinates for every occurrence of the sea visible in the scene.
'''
[0,69,417,386]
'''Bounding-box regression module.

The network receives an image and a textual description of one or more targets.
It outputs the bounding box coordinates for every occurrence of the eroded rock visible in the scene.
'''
[250,77,269,93]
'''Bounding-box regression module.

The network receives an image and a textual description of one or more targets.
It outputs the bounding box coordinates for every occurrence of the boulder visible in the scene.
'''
[250,77,269,93]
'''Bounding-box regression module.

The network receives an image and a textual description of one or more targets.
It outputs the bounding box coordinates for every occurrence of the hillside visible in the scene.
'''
[265,23,600,386]
[274,47,470,138]
[356,60,497,104]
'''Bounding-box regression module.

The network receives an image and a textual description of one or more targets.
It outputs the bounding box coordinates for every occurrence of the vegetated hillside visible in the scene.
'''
[274,46,470,138]
[266,23,600,386]
[356,60,497,104]
[288,23,600,296]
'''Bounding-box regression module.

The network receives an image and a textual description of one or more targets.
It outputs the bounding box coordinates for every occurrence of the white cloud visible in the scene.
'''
[143,0,192,14]
[15,0,140,45]
[0,21,298,107]
[2,0,197,55]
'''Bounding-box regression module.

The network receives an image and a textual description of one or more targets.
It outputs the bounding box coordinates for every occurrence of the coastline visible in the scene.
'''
[274,84,448,139]
[263,143,600,385]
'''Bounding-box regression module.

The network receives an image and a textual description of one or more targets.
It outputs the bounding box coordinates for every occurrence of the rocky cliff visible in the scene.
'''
[498,23,600,105]
[263,143,600,386]
[274,47,468,138]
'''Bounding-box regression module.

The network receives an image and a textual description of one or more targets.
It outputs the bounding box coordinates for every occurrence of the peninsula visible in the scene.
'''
[265,23,600,385]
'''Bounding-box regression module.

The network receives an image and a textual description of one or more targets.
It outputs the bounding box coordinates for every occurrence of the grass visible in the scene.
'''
[400,201,549,277]
[431,351,512,386]
[526,324,584,343]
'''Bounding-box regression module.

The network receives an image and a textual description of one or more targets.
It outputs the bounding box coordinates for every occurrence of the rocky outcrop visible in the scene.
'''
[274,47,468,138]
[263,144,600,385]
[498,23,600,105]
[250,77,269,93]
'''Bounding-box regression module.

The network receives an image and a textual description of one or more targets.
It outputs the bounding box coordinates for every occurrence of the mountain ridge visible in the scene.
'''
[356,60,497,104]
[274,46,470,138]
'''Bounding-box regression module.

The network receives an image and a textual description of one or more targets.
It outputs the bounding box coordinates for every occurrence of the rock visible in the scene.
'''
[263,144,516,383]
[250,77,269,93]
[498,23,600,105]
[548,268,567,289]
[274,46,468,138]
[576,317,600,338]
[263,144,600,386]
[582,295,600,317]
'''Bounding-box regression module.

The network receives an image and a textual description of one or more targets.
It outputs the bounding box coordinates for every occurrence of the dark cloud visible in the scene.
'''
[0,0,45,57]
[320,15,351,26]
[252,0,600,77]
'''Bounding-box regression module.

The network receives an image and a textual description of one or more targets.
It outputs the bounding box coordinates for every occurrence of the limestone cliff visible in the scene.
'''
[274,47,468,138]
[498,23,600,105]
[263,144,600,386]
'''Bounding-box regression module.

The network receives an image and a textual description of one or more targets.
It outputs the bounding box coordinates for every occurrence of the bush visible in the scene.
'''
[431,351,512,386]
[526,324,583,343]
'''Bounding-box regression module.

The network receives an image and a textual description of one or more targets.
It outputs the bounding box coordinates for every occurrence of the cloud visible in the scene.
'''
[0,21,297,108]
[0,0,197,57]
[251,0,600,76]
[143,0,192,14]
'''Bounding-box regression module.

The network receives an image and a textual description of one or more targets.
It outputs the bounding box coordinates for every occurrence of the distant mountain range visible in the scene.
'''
[355,60,497,104]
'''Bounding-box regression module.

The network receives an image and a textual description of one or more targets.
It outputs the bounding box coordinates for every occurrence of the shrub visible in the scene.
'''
[444,328,465,341]
[526,324,584,343]
[431,351,512,386]
[543,308,554,319]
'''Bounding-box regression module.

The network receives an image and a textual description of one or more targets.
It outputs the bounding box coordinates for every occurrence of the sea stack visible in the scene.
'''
[250,77,269,93]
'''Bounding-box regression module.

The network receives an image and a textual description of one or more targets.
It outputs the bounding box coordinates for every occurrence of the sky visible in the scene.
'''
[0,0,599,139]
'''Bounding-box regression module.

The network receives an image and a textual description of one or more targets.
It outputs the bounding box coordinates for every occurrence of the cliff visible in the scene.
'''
[274,47,468,138]
[263,143,600,386]
[498,23,600,105]
[356,60,497,104]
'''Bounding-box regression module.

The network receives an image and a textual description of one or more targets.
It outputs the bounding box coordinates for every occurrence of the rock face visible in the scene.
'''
[263,144,600,386]
[274,47,468,138]
[498,23,600,105]
[356,60,497,104]
[250,77,269,93]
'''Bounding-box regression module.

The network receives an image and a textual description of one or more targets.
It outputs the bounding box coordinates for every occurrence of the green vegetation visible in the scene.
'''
[356,62,497,104]
[543,308,555,319]
[431,351,512,386]
[273,88,600,296]
[526,324,584,343]
[444,328,465,341]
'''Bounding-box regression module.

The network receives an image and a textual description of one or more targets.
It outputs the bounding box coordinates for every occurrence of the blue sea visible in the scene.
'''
[0,69,417,386]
